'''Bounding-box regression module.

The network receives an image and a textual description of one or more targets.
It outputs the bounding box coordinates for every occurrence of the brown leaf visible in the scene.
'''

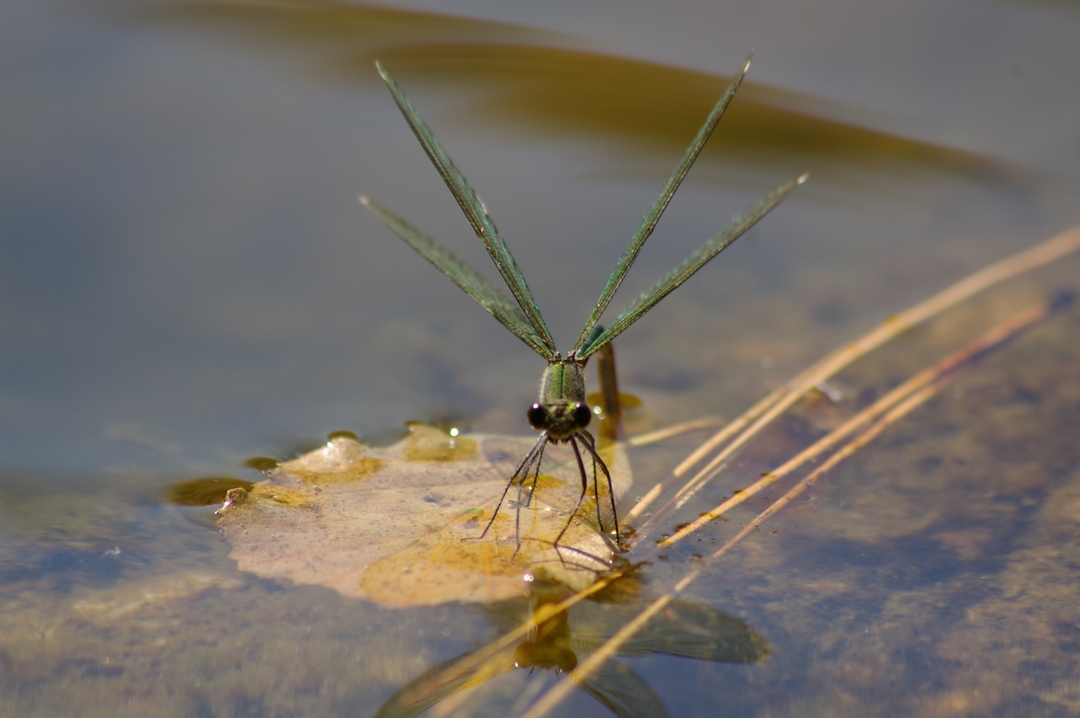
[217,424,631,606]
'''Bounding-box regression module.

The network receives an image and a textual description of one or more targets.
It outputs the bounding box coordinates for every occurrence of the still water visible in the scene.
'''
[2,0,1079,716]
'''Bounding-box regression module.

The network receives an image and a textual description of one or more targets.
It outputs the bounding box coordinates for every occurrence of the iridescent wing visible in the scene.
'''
[573,55,806,359]
[576,173,805,359]
[365,62,557,360]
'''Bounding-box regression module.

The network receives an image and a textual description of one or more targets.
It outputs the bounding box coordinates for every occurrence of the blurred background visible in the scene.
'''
[3,0,1077,477]
[3,1,1080,716]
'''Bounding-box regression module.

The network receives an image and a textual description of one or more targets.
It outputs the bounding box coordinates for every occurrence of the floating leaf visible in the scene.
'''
[217,424,631,606]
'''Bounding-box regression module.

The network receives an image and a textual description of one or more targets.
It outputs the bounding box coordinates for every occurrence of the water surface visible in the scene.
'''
[2,0,1079,715]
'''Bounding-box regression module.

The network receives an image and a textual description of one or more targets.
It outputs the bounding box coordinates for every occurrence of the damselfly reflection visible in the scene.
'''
[373,571,768,718]
[361,55,805,550]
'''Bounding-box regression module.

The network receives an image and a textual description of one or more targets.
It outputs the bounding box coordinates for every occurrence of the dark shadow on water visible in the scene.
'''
[130,0,1041,199]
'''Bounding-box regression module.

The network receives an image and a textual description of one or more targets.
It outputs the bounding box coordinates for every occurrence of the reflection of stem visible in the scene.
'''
[625,224,1080,532]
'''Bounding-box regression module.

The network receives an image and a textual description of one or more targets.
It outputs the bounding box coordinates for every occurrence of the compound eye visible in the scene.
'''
[527,403,548,430]
[572,403,592,429]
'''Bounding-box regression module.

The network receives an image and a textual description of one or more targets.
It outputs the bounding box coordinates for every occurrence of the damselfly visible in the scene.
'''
[361,55,805,551]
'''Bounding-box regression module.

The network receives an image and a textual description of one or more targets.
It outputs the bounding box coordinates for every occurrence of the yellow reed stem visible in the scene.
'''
[656,296,1061,549]
[626,416,721,447]
[626,224,1080,530]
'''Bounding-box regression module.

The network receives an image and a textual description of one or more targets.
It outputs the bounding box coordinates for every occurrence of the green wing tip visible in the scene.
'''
[797,172,809,184]
[375,60,391,83]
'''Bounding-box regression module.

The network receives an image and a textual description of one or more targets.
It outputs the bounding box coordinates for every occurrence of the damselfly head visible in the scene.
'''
[527,401,592,440]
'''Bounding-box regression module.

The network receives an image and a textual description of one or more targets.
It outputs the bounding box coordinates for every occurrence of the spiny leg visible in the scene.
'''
[576,430,606,530]
[514,438,548,550]
[552,435,592,553]
[479,432,548,542]
[589,437,602,532]
[520,438,548,510]
[577,429,621,549]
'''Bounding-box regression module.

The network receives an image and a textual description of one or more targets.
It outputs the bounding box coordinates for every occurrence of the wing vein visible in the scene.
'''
[376,61,556,359]
[579,173,807,359]
[361,196,553,357]
[573,54,754,354]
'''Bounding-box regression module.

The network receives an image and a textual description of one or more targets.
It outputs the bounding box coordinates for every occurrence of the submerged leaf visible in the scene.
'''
[217,424,631,606]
